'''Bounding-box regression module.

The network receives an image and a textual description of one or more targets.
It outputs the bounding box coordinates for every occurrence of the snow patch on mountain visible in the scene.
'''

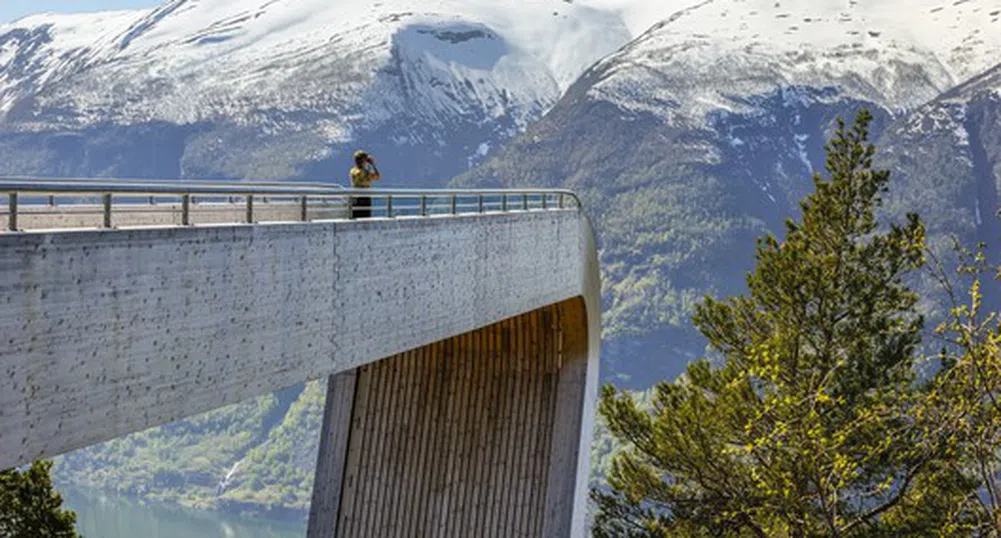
[585,0,1001,123]
[0,0,632,137]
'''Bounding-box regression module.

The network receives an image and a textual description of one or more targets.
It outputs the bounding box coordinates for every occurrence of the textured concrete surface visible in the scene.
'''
[0,210,591,468]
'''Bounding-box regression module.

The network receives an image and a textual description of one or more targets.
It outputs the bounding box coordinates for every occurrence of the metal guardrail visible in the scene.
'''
[0,179,582,232]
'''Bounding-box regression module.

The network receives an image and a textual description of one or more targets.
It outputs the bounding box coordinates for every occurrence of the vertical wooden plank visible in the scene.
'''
[538,306,560,536]
[412,343,435,538]
[421,341,448,536]
[449,331,473,535]
[460,328,484,536]
[471,325,493,537]
[546,307,563,526]
[378,352,400,538]
[520,310,543,537]
[377,351,408,537]
[433,337,458,537]
[359,359,383,537]
[338,365,373,535]
[507,313,524,536]
[533,309,558,538]
[531,309,553,537]
[397,350,422,538]
[307,371,358,538]
[355,359,387,537]
[402,346,432,538]
[506,312,529,536]
[448,334,469,536]
[526,309,545,536]
[371,358,396,537]
[483,322,504,538]
[488,320,508,538]
[388,352,412,535]
[455,331,475,535]
[494,317,514,536]
[400,349,423,538]
[378,353,399,538]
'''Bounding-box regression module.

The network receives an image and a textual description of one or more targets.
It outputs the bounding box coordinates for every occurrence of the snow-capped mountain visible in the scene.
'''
[879,61,1001,256]
[588,0,1001,122]
[0,0,649,180]
[0,0,635,127]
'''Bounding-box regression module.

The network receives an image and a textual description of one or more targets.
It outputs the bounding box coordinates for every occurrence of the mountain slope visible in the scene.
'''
[454,0,1001,385]
[877,63,1001,313]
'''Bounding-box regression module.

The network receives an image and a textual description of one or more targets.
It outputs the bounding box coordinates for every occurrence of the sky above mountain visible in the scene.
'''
[0,0,157,23]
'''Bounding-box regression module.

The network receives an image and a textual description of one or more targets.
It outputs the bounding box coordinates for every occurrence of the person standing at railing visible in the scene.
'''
[349,150,380,218]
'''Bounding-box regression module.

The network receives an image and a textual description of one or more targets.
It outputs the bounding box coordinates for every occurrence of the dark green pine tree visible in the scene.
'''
[592,110,968,537]
[0,461,81,538]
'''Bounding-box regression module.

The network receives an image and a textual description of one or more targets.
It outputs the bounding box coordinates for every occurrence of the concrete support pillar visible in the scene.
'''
[307,298,592,538]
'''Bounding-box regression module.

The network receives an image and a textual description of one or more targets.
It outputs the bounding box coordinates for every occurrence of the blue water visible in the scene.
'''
[62,486,306,538]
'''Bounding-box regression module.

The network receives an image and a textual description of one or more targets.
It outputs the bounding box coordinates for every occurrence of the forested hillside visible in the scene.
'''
[54,382,325,520]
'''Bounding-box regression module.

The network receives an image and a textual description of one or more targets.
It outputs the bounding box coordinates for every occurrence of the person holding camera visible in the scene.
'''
[349,150,380,218]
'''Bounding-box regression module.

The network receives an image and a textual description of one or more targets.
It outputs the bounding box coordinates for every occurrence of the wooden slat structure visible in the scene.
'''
[309,298,590,538]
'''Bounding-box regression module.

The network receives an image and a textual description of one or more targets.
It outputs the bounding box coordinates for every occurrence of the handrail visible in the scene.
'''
[0,179,581,232]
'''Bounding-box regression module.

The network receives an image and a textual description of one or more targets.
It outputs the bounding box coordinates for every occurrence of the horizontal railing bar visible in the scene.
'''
[0,176,345,189]
[1,180,582,232]
[0,180,581,206]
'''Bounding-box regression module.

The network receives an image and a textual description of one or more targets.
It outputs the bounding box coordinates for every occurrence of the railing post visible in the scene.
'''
[300,196,309,222]
[246,195,254,224]
[522,193,529,211]
[420,195,427,217]
[558,194,564,209]
[502,194,508,212]
[386,195,393,219]
[450,194,457,215]
[478,194,484,213]
[542,193,548,210]
[103,193,113,229]
[8,192,17,232]
[181,194,191,226]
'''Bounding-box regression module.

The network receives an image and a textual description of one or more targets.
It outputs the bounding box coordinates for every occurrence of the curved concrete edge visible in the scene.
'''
[573,216,603,538]
[546,216,601,537]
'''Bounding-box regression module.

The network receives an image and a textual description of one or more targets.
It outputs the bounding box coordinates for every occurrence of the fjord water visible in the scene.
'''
[62,486,305,538]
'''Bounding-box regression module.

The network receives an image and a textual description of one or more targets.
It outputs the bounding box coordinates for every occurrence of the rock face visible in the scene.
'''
[0,0,634,182]
[454,0,1001,385]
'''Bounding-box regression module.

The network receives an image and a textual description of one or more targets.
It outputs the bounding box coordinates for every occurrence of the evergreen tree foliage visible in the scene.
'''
[919,243,1001,536]
[593,111,963,537]
[0,461,80,538]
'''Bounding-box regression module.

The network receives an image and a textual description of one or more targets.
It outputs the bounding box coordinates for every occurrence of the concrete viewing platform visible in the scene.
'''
[0,180,601,537]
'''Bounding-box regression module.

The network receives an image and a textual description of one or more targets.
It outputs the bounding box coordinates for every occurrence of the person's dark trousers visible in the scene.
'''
[354,196,372,219]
